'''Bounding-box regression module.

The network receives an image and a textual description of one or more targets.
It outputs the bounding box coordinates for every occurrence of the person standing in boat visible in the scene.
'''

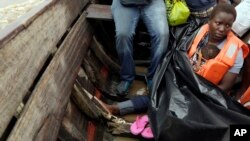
[111,0,169,96]
[105,3,249,116]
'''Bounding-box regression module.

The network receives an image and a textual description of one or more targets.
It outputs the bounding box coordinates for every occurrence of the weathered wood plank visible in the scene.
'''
[0,0,88,137]
[0,0,53,47]
[35,115,60,141]
[7,11,93,141]
[59,117,86,141]
[90,36,120,72]
[86,4,112,20]
[58,101,88,141]
[72,80,101,119]
[0,0,89,47]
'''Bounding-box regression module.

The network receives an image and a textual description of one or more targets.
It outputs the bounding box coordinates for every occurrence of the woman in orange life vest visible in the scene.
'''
[103,3,249,116]
[188,3,249,92]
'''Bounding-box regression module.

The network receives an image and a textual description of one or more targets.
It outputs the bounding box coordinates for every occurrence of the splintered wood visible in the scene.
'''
[0,0,45,30]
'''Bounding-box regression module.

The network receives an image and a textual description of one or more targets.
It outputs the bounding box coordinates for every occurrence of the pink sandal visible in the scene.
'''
[130,115,149,135]
[141,127,154,139]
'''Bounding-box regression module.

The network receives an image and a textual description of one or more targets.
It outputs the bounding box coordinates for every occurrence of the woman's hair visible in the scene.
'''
[210,3,237,21]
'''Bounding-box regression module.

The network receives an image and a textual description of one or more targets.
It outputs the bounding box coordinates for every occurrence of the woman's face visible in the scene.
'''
[208,11,235,42]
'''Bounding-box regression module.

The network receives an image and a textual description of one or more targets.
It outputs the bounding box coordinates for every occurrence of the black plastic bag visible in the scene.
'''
[149,17,250,141]
[149,50,250,141]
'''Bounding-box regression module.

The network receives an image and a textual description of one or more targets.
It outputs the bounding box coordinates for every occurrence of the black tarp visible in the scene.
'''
[149,16,250,141]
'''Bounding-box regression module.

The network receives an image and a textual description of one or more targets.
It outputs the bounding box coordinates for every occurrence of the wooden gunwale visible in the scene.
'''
[0,0,91,139]
[0,0,53,48]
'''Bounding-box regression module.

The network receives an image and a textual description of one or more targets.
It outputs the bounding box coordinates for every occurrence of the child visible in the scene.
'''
[192,44,220,71]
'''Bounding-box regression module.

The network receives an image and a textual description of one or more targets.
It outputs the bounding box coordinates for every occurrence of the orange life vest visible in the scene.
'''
[239,86,250,110]
[188,24,249,85]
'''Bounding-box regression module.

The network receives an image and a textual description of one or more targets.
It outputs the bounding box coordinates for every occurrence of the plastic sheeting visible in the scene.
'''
[149,16,250,141]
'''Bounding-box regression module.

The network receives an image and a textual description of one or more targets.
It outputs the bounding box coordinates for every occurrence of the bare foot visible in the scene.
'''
[104,103,120,115]
[94,98,120,115]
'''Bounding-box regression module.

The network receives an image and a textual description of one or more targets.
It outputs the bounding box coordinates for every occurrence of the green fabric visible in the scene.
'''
[166,0,190,26]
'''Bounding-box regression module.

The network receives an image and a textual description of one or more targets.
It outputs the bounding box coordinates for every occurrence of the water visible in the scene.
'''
[0,0,45,30]
[0,0,29,8]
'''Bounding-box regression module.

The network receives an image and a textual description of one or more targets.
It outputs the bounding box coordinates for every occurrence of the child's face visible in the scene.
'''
[208,11,235,42]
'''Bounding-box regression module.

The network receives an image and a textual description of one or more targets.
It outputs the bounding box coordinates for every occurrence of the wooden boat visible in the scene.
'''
[0,0,249,140]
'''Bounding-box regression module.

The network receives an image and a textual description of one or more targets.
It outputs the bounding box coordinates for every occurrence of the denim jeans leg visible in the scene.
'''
[141,0,170,80]
[131,95,150,113]
[117,100,135,115]
[111,0,140,82]
[117,95,150,115]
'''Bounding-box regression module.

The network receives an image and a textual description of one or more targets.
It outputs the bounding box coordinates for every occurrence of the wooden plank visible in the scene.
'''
[34,115,60,141]
[58,101,88,141]
[6,9,93,141]
[0,0,89,136]
[0,0,89,47]
[72,80,102,119]
[59,117,86,141]
[90,36,120,72]
[0,0,53,47]
[86,4,112,20]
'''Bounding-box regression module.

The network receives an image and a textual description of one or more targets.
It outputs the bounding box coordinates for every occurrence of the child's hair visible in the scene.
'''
[201,44,220,60]
[210,3,237,21]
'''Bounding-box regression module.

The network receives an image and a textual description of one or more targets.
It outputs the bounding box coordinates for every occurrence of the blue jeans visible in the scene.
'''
[111,0,169,82]
[117,95,150,115]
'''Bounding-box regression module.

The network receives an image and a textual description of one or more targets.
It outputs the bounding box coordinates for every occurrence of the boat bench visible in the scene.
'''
[86,4,113,20]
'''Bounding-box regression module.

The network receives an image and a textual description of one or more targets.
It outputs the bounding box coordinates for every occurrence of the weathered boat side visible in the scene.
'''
[0,0,93,140]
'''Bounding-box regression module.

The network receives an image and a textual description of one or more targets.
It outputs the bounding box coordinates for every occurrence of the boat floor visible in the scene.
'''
[105,66,153,141]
